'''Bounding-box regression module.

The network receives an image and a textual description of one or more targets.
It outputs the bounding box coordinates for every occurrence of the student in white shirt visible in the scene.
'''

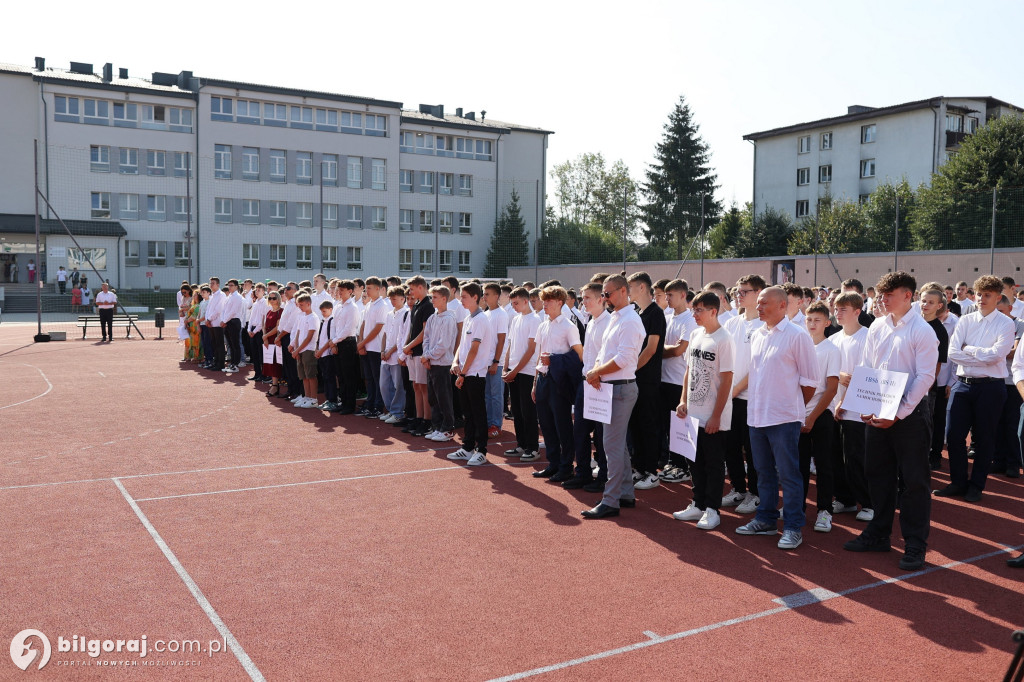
[993,295,1024,478]
[482,283,509,437]
[204,277,227,370]
[379,287,408,424]
[660,279,698,484]
[1002,276,1024,319]
[313,300,339,410]
[673,291,734,531]
[843,272,938,571]
[246,283,269,382]
[703,281,736,322]
[782,282,806,331]
[940,275,1016,501]
[502,287,541,461]
[274,283,302,399]
[221,279,246,373]
[357,277,390,417]
[449,283,495,466]
[567,282,611,489]
[331,280,361,414]
[736,286,819,551]
[421,286,458,441]
[95,282,118,342]
[954,281,976,316]
[290,294,321,408]
[311,273,331,311]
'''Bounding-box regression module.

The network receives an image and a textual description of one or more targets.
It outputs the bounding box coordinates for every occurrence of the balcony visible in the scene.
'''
[946,130,968,148]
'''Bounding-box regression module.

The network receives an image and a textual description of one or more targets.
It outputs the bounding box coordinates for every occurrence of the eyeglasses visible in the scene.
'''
[736,288,755,296]
[268,296,280,301]
[691,307,710,315]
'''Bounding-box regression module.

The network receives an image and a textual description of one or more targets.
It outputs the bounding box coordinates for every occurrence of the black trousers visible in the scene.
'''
[319,355,338,402]
[929,387,949,463]
[402,365,416,419]
[509,372,539,452]
[994,384,1023,472]
[629,381,662,476]
[535,373,575,474]
[659,382,685,467]
[459,375,488,454]
[280,333,301,395]
[837,419,871,508]
[864,404,931,550]
[209,325,226,370]
[335,337,359,410]
[58,281,66,294]
[573,380,606,480]
[225,318,242,366]
[725,398,757,495]
[99,308,114,340]
[692,428,727,511]
[249,331,264,377]
[799,409,835,514]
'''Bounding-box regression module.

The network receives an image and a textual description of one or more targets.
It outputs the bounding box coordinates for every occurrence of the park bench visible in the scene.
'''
[77,314,140,339]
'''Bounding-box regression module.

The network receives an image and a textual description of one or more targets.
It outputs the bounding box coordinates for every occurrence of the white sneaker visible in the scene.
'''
[814,510,833,533]
[378,412,391,421]
[778,530,803,550]
[631,469,642,483]
[520,450,540,462]
[466,451,488,466]
[722,488,745,507]
[298,397,317,408]
[697,508,721,530]
[634,473,660,490]
[735,493,759,514]
[833,500,858,514]
[290,395,304,404]
[237,361,247,368]
[384,414,401,424]
[809,458,817,475]
[673,502,704,521]
[424,430,440,440]
[504,446,525,456]
[855,508,874,521]
[433,431,454,442]
[447,448,471,461]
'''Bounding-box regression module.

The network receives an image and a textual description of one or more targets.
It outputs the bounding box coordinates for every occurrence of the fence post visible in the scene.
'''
[991,187,998,273]
[893,194,899,271]
[622,186,627,273]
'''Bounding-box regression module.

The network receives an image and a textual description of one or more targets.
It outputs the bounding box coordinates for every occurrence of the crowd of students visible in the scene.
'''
[175,270,1024,572]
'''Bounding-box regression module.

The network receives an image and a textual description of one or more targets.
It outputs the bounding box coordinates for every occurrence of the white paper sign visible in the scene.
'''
[840,365,909,421]
[583,382,613,424]
[262,344,280,365]
[669,412,700,462]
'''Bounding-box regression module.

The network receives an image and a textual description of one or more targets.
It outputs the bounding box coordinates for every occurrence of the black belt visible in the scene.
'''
[604,379,636,385]
[959,376,1003,385]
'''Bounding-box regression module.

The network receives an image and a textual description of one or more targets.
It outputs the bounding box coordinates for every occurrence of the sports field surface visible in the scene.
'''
[2,323,1021,680]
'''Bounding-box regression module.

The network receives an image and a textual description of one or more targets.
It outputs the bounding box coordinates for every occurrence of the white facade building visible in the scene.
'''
[743,96,1022,221]
[0,58,551,290]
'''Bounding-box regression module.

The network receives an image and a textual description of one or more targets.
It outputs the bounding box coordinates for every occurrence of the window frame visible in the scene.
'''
[146,194,166,221]
[269,244,287,269]
[798,135,811,154]
[242,243,260,269]
[147,240,166,267]
[214,144,232,179]
[861,124,876,144]
[860,158,876,178]
[797,167,810,186]
[91,191,111,219]
[214,197,232,223]
[818,164,832,183]
[346,246,362,270]
[125,239,140,267]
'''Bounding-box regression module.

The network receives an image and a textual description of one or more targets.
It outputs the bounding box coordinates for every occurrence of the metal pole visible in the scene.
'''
[534,178,539,283]
[991,187,998,273]
[699,193,705,286]
[622,186,627,273]
[319,162,325,272]
[894,194,899,271]
[434,174,439,275]
[185,153,192,284]
[813,215,818,284]
[33,140,42,339]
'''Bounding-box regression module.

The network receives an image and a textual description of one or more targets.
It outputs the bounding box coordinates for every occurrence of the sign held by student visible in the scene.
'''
[669,412,700,462]
[840,365,909,421]
[583,382,612,424]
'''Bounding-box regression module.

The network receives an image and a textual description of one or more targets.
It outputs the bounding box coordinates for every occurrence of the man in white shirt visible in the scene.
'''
[204,277,227,370]
[379,287,409,423]
[443,276,468,426]
[582,275,645,519]
[483,283,509,438]
[331,279,361,414]
[357,277,390,417]
[95,282,118,342]
[246,282,269,382]
[939,275,1016,501]
[993,295,1024,479]
[736,286,819,551]
[1002,276,1024,319]
[274,283,303,399]
[660,279,698,484]
[567,282,611,490]
[503,287,541,462]
[221,279,246,373]
[449,283,495,466]
[954,281,976,316]
[843,272,938,571]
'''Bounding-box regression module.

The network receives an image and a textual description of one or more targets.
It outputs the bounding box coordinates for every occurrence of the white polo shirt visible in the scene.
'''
[362,297,390,353]
[534,313,582,374]
[485,305,509,363]
[95,291,117,309]
[662,309,697,386]
[747,316,820,428]
[830,326,869,420]
[458,309,495,377]
[723,314,764,401]
[806,337,841,419]
[294,311,319,351]
[506,311,540,377]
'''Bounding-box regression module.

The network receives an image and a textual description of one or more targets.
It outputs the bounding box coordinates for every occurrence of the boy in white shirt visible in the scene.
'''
[331,280,361,414]
[503,287,541,461]
[450,283,495,466]
[421,286,458,441]
[799,302,841,532]
[567,282,611,490]
[314,300,338,410]
[673,291,734,531]
[379,287,408,424]
[483,283,509,438]
[660,279,697,483]
[357,277,390,418]
[290,294,320,408]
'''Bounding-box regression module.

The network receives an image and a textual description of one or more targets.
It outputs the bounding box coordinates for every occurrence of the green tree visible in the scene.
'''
[483,189,530,277]
[734,207,792,258]
[641,95,722,259]
[550,154,642,239]
[863,179,916,253]
[538,217,623,265]
[788,194,868,255]
[706,202,750,258]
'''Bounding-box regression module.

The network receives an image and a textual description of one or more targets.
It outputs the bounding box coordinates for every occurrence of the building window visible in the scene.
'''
[174,241,191,268]
[91,192,110,219]
[858,194,871,205]
[141,105,167,129]
[322,154,338,187]
[242,147,260,181]
[419,210,433,232]
[296,151,313,185]
[820,132,833,150]
[296,202,313,227]
[439,173,454,195]
[174,152,192,178]
[436,135,453,157]
[371,159,386,190]
[399,209,413,232]
[264,103,288,126]
[316,108,339,129]
[270,244,287,269]
[214,198,232,223]
[269,149,286,182]
[147,241,166,266]
[458,213,472,235]
[296,244,313,269]
[439,250,453,272]
[798,136,811,154]
[861,124,876,143]
[400,169,413,193]
[347,205,363,229]
[55,95,80,121]
[173,196,191,222]
[270,201,287,226]
[147,150,166,176]
[242,199,260,225]
[290,106,313,129]
[211,96,233,121]
[119,194,139,220]
[414,132,434,155]
[400,132,414,153]
[456,137,474,159]
[346,246,362,270]
[458,174,473,196]
[84,98,110,123]
[169,107,193,132]
[242,243,260,268]
[399,248,413,272]
[419,171,434,194]
[214,144,232,179]
[439,211,453,233]
[371,206,386,230]
[475,139,493,161]
[967,116,979,134]
[113,102,137,127]
[236,100,260,123]
[90,145,110,172]
[458,251,471,273]
[147,195,166,221]
[818,165,832,183]
[945,113,963,133]
[322,245,338,270]
[795,200,809,218]
[119,147,138,174]
[323,204,339,228]
[125,239,140,267]
[365,114,387,136]
[419,249,433,272]
[860,159,876,178]
[341,111,363,132]
[797,168,810,186]
[347,157,362,189]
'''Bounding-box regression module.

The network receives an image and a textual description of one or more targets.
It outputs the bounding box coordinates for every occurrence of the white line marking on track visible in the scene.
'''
[113,479,266,681]
[642,631,660,640]
[0,363,53,411]
[98,372,105,377]
[486,543,1024,681]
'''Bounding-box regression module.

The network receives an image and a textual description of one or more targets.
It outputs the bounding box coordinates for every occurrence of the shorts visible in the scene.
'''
[297,350,318,380]
[407,356,428,384]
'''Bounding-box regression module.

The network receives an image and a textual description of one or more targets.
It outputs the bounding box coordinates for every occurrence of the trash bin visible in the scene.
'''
[154,308,165,328]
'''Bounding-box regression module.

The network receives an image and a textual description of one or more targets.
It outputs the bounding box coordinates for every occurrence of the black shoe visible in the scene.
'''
[261,378,273,384]
[549,471,573,483]
[583,480,607,493]
[933,484,967,497]
[411,427,430,437]
[402,420,420,434]
[364,410,380,419]
[337,407,355,415]
[1005,468,1020,479]
[247,375,259,381]
[619,498,636,508]
[532,468,557,479]
[1008,552,1024,568]
[929,457,942,471]
[964,485,983,503]
[393,417,411,427]
[561,477,592,490]
[843,534,892,553]
[581,503,620,519]
[899,547,926,571]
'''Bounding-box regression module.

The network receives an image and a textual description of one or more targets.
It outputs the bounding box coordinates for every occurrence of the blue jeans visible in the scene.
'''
[485,366,504,427]
[749,422,804,531]
[379,363,405,418]
[947,379,1005,490]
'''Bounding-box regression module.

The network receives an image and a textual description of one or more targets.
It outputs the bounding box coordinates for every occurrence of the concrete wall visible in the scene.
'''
[0,73,40,215]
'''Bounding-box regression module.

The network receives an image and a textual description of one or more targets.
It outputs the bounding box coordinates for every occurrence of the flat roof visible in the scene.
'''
[0,213,127,238]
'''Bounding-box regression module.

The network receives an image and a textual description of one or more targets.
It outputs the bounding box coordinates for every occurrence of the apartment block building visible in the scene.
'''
[743,96,1022,220]
[0,58,551,289]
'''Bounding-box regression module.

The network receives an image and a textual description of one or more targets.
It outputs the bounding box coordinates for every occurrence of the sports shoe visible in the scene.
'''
[318,401,337,411]
[833,500,858,514]
[722,489,745,507]
[843,534,891,553]
[225,365,239,374]
[290,395,304,404]
[423,430,440,440]
[736,519,778,536]
[364,410,380,419]
[631,469,643,483]
[447,448,472,461]
[487,426,501,439]
[634,473,660,490]
[520,450,539,462]
[778,530,802,550]
[735,493,759,515]
[659,466,688,483]
[814,510,833,533]
[899,546,926,571]
[697,508,721,530]
[466,451,488,466]
[297,397,317,408]
[809,458,817,475]
[433,431,454,442]
[855,508,874,521]
[504,446,525,456]
[378,412,391,421]
[673,503,704,521]
[384,414,401,424]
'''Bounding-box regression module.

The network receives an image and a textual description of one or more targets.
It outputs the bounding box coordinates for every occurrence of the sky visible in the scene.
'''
[6,0,1024,211]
